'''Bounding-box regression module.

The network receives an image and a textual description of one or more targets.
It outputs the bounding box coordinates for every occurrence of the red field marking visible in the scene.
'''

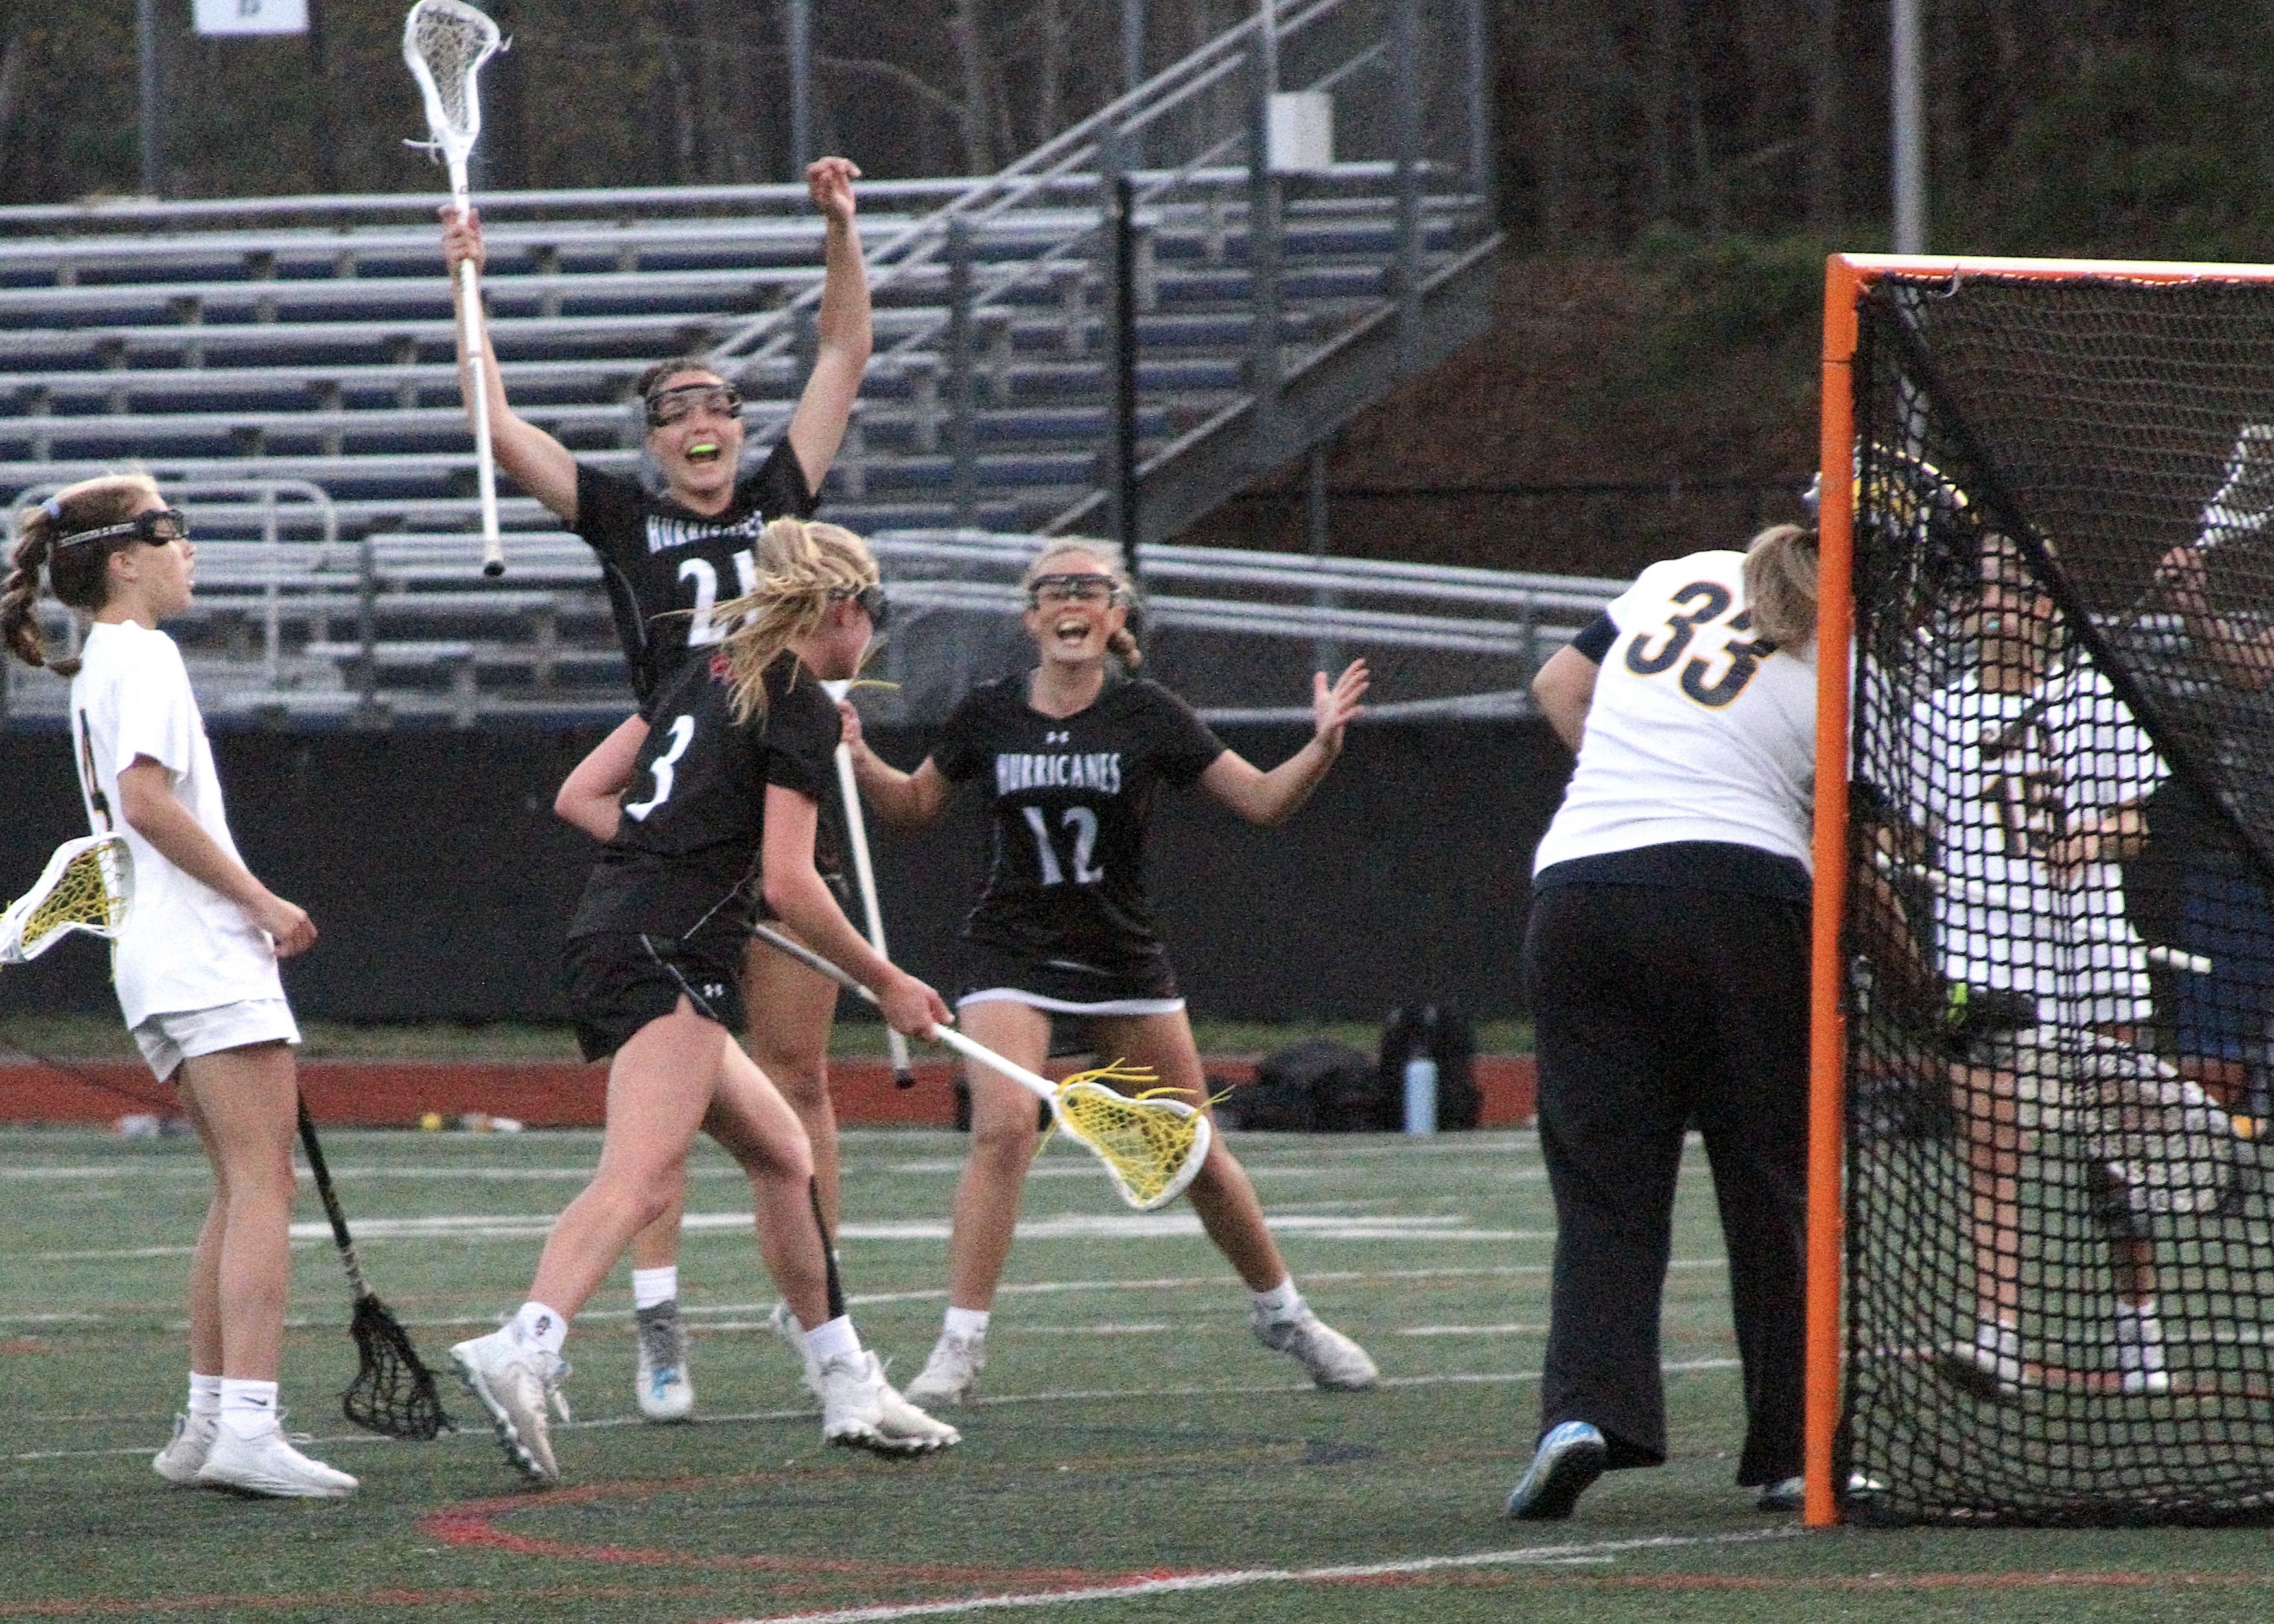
[421,1475,1099,1585]
[0,1581,723,1618]
[0,1056,1540,1129]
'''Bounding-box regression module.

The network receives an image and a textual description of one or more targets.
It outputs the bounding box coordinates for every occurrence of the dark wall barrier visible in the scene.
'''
[0,720,1575,1024]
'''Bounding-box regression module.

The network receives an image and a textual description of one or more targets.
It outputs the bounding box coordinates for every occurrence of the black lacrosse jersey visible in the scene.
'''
[574,441,818,709]
[933,672,1227,978]
[567,652,841,944]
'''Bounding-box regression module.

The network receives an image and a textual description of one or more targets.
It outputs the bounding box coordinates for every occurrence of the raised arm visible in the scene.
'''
[760,783,950,1036]
[1200,659,1369,828]
[839,698,954,829]
[441,204,581,523]
[784,158,874,494]
[2157,544,2274,693]
[117,757,316,956]
[554,713,648,843]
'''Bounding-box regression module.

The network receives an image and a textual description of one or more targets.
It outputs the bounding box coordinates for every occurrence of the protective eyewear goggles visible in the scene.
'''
[1027,572,1117,607]
[54,508,191,550]
[834,582,890,630]
[646,382,744,428]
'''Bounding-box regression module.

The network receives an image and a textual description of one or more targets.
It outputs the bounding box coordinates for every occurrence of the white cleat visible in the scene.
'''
[903,1330,987,1407]
[1252,1305,1379,1391]
[765,1299,824,1400]
[819,1350,944,1455]
[152,1411,217,1485]
[875,1378,961,1453]
[194,1422,357,1499]
[452,1326,570,1485]
[633,1301,695,1422]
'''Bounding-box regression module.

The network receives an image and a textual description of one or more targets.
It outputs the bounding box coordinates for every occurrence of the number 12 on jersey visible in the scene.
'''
[1022,805,1104,885]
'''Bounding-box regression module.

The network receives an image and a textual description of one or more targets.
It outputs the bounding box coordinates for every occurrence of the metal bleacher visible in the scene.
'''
[2,0,1515,729]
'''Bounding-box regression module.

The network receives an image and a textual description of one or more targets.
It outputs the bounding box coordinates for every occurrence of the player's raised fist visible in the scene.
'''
[806,156,862,224]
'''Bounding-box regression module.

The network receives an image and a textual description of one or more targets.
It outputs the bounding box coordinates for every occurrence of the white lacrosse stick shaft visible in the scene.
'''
[823,679,913,1087]
[751,921,1053,1101]
[1871,849,2210,974]
[449,156,503,577]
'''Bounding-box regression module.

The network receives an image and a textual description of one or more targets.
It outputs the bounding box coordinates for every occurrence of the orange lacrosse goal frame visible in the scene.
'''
[1803,252,2274,1527]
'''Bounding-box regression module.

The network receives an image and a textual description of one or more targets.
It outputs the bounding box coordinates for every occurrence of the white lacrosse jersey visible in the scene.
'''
[69,619,287,1028]
[1532,548,1818,876]
[1905,663,2166,1025]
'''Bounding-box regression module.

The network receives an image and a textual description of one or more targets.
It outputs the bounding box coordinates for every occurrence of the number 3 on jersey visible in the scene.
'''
[624,714,696,821]
[1022,805,1104,886]
[682,551,761,648]
[1622,580,1776,707]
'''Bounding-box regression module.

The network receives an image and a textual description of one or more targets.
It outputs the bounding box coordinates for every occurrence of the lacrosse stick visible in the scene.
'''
[1871,849,2211,974]
[295,1098,452,1439]
[823,680,914,1089]
[749,923,1212,1211]
[0,834,132,965]
[404,0,507,577]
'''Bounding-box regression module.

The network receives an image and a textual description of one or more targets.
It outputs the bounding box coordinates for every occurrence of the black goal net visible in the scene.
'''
[1842,270,2274,1524]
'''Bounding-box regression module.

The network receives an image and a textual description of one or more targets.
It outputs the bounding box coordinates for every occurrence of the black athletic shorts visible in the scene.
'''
[954,937,1182,1011]
[563,930,747,1063]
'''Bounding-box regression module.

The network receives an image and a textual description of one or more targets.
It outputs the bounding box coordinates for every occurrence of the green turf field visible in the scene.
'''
[5,1125,2272,1623]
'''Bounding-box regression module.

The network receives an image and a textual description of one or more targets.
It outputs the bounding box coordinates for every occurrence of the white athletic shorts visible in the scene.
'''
[132,998,301,1082]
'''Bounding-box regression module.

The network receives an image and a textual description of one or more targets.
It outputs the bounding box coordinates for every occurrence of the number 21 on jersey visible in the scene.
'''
[682,551,760,647]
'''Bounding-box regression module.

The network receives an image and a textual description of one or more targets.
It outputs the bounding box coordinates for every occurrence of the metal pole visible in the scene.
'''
[788,0,813,176]
[946,218,977,528]
[1463,0,1494,210]
[1112,173,1142,586]
[1306,440,1340,677]
[137,0,161,197]
[1392,0,1424,373]
[1121,0,1147,167]
[1247,1,1282,470]
[1890,0,1925,253]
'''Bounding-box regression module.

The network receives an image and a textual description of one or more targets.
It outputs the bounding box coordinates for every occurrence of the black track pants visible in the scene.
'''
[1522,880,1810,1487]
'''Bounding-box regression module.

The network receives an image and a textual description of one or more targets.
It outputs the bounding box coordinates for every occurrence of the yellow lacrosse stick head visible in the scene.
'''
[1048,1061,1214,1212]
[0,835,134,965]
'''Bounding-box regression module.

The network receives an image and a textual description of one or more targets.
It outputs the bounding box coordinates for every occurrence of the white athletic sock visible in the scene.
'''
[804,1315,862,1367]
[512,1300,570,1356]
[631,1267,679,1312]
[2115,1300,2167,1373]
[217,1378,281,1441]
[1252,1277,1304,1324]
[943,1306,990,1341]
[187,1372,222,1419]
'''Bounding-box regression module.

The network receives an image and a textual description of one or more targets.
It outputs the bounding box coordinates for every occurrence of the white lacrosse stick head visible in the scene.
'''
[403,0,504,193]
[0,834,134,965]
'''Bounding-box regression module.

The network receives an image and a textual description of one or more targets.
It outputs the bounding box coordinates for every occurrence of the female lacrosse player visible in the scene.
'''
[445,156,871,1419]
[1507,523,1818,1522]
[840,539,1379,1405]
[1,476,355,1498]
[449,518,959,1485]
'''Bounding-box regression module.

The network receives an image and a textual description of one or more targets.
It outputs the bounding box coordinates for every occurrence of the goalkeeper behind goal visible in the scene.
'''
[1811,256,2274,1526]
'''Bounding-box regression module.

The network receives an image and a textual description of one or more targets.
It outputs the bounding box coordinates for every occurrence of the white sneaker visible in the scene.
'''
[903,1330,987,1407]
[819,1349,939,1455]
[194,1421,357,1499]
[633,1301,694,1422]
[1936,1321,2022,1402]
[765,1300,824,1399]
[1252,1304,1379,1391]
[451,1326,570,1485]
[875,1378,961,1453]
[152,1411,217,1485]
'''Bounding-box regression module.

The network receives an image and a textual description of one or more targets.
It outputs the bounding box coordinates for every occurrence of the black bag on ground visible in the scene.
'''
[1377,1003,1482,1131]
[1222,1038,1385,1131]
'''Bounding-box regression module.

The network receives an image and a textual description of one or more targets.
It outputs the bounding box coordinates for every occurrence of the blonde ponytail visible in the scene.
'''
[718,517,880,723]
[1742,523,1820,651]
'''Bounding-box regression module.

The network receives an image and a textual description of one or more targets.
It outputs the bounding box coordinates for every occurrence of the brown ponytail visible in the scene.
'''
[1022,538,1143,670]
[4,475,163,679]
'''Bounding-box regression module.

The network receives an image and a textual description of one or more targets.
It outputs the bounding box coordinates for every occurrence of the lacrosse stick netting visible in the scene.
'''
[1,835,133,965]
[403,0,508,574]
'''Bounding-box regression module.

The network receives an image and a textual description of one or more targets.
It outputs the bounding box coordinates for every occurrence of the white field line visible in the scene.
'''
[3,1358,1745,1463]
[1400,1324,1547,1336]
[717,1528,1806,1624]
